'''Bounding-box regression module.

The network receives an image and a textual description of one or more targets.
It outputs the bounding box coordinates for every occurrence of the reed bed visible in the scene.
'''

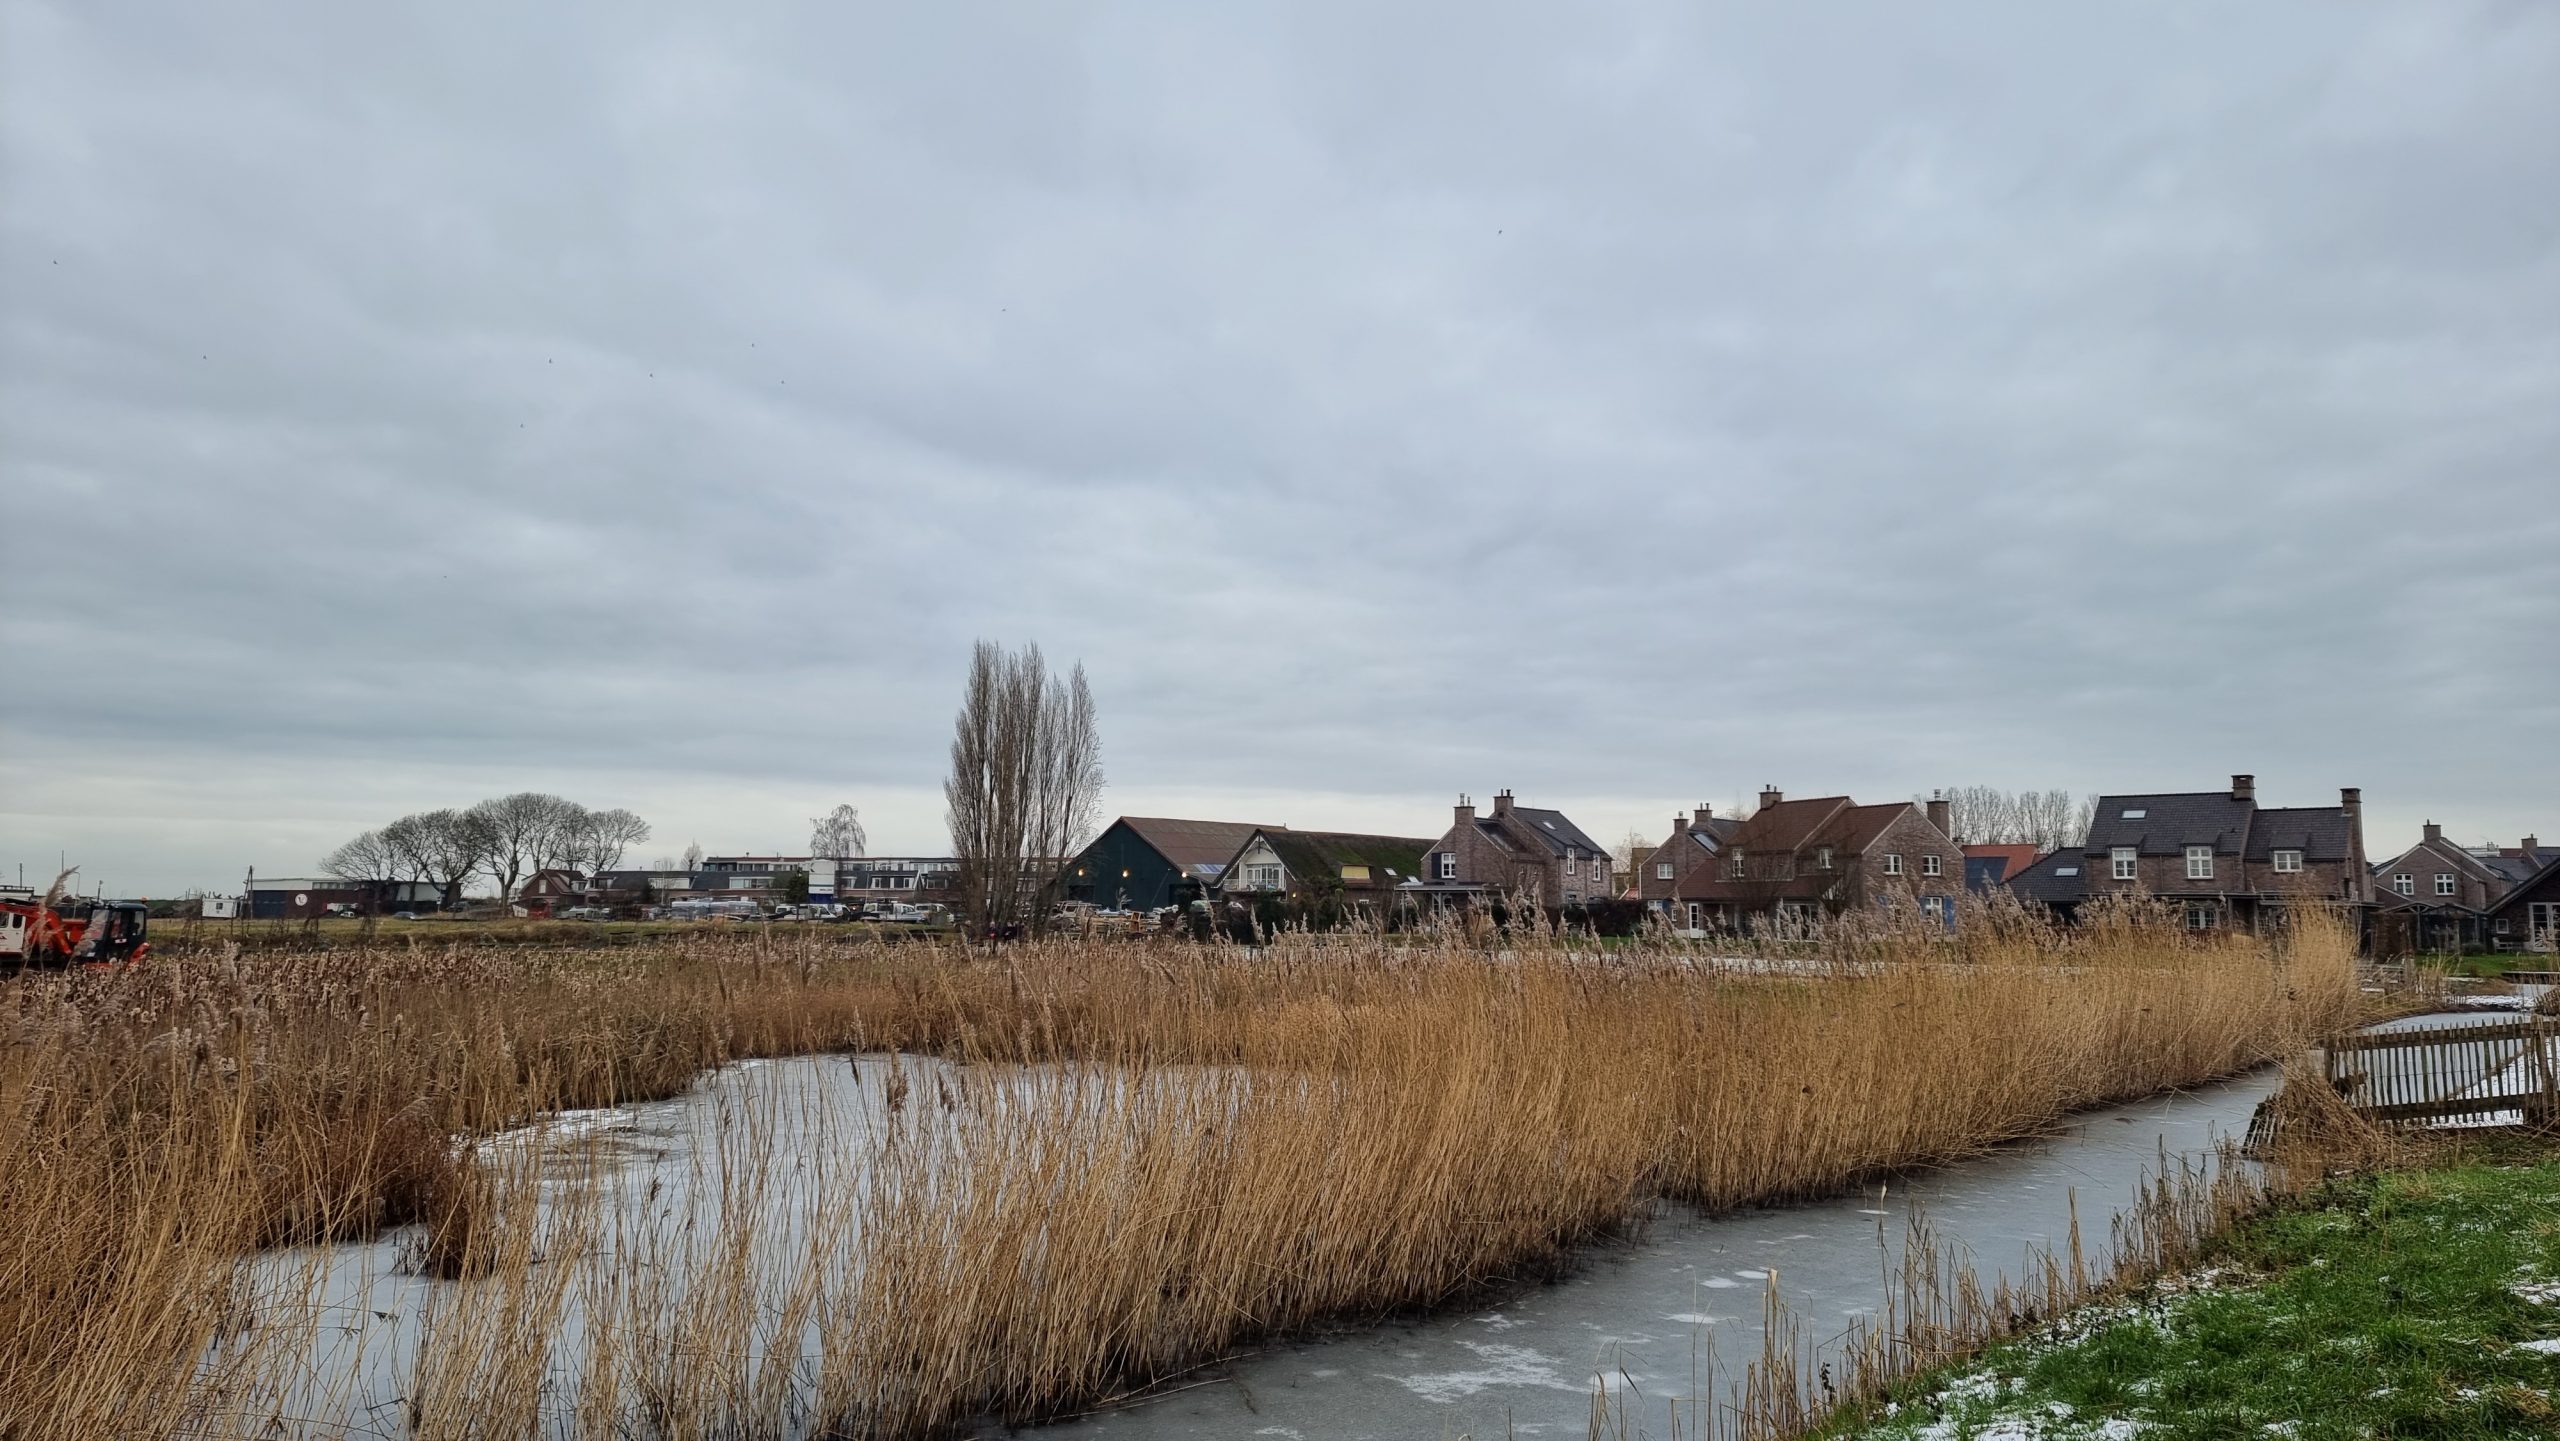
[0,905,2365,1438]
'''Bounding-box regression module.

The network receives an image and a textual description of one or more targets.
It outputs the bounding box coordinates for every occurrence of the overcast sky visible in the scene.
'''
[4,3,2555,896]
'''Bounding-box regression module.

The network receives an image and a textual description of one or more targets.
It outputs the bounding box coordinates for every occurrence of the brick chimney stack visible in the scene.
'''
[2231,774,2256,804]
[2423,821,2442,843]
[1927,789,1952,838]
[2524,834,2542,856]
[1454,794,1475,829]
[1492,789,1515,817]
[1759,786,1783,813]
[2340,787,2361,817]
[1693,803,1715,830]
[1668,813,1689,837]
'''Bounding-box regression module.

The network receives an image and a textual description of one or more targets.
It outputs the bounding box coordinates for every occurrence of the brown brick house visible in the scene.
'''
[2012,774,2369,933]
[2370,823,2552,953]
[1413,791,1613,906]
[1668,787,1964,931]
[1636,804,1743,909]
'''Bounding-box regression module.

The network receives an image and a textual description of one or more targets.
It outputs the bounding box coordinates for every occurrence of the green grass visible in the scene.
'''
[1829,1148,2560,1439]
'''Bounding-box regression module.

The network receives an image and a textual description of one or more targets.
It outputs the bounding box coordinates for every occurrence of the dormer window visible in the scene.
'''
[1815,846,1834,871]
[2111,847,2137,881]
[2272,849,2302,873]
[2185,846,2214,880]
[1729,852,1746,879]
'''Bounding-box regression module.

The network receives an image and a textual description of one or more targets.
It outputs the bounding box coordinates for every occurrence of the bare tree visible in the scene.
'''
[1937,786,2092,851]
[469,792,581,901]
[682,841,703,870]
[811,804,868,859]
[322,830,396,913]
[408,808,491,907]
[563,807,651,876]
[944,641,1104,938]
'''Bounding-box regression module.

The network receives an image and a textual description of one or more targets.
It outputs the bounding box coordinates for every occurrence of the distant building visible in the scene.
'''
[1411,791,1613,907]
[1217,828,1435,916]
[591,855,962,909]
[2486,849,2560,951]
[2005,775,2369,934]
[1668,788,1964,931]
[1961,844,2042,893]
[1636,805,1744,909]
[1065,818,1276,911]
[2370,824,2553,953]
[245,876,440,919]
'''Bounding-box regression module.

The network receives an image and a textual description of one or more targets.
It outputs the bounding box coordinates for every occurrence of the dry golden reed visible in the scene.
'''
[0,904,2364,1438]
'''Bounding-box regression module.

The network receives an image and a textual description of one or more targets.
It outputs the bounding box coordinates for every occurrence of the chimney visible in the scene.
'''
[2422,820,2442,844]
[2524,835,2541,856]
[1492,789,1514,817]
[1692,803,1715,830]
[1759,786,1784,813]
[2340,786,2361,817]
[2231,774,2256,804]
[1668,812,1690,837]
[1927,789,1952,838]
[1454,794,1475,829]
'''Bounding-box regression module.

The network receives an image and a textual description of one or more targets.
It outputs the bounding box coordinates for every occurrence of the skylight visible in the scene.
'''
[2056,867,2080,876]
[2121,809,2147,819]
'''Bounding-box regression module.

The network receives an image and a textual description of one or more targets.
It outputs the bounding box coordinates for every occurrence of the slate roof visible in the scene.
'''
[1116,817,1282,870]
[2243,805,2358,863]
[2082,792,2255,857]
[1253,830,1435,889]
[2006,849,2089,908]
[2485,852,2549,887]
[1511,806,1606,857]
[1962,844,2041,891]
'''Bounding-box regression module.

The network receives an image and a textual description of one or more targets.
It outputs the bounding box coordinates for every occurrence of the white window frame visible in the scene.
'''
[2435,872,2457,897]
[1815,846,1834,871]
[1882,853,1904,877]
[1685,901,1703,929]
[2185,846,2214,881]
[2111,847,2137,881]
[1922,853,1942,878]
[2272,849,2302,874]
[2393,873,2413,897]
[1728,853,1746,879]
[1654,861,1673,881]
[2186,903,2215,931]
[1564,857,1578,879]
[1436,852,1456,881]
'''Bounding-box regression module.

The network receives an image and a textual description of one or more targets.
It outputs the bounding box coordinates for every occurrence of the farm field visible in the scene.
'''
[3,910,2366,1439]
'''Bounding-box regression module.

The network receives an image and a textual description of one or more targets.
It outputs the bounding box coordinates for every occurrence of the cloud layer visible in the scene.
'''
[5,2,2556,893]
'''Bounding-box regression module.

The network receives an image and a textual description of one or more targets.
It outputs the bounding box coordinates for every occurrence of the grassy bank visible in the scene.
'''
[3,910,2366,1438]
[1824,1141,2560,1440]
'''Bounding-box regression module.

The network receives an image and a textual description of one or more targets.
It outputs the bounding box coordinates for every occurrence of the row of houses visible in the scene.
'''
[1062,773,2559,949]
[254,773,2555,950]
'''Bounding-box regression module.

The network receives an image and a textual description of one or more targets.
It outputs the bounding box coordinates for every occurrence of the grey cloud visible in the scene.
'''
[4,0,2556,894]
